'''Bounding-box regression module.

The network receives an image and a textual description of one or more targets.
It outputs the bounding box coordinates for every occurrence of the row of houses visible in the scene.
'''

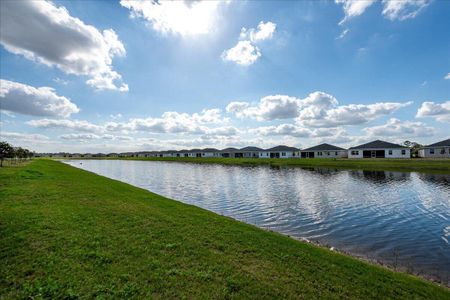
[129,138,450,159]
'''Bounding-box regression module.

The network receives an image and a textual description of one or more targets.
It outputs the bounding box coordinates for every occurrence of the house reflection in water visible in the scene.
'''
[348,170,411,183]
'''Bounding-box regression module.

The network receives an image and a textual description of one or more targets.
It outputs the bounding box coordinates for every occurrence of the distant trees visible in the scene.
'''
[403,140,423,158]
[0,141,34,167]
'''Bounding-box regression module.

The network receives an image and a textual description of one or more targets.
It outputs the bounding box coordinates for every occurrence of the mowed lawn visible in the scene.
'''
[0,160,448,299]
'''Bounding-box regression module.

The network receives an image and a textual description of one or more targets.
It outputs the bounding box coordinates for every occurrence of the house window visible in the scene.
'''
[318,152,322,156]
[282,152,286,156]
[335,152,338,155]
[401,150,406,155]
[326,152,330,155]
[430,149,435,154]
[351,150,359,155]
[388,150,393,155]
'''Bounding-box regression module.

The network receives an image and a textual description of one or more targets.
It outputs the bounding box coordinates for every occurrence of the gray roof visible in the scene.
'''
[220,147,239,152]
[349,140,407,150]
[266,145,298,151]
[240,146,264,151]
[424,138,450,148]
[201,148,219,153]
[301,143,346,151]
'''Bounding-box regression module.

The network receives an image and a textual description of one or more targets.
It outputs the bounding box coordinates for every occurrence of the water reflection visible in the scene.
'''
[64,160,450,285]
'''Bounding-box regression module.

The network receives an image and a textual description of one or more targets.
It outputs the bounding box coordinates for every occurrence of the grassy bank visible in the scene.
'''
[1,160,448,299]
[94,156,450,174]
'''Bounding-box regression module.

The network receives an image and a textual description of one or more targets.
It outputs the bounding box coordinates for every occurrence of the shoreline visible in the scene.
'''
[1,160,448,298]
[62,160,450,286]
[60,156,450,174]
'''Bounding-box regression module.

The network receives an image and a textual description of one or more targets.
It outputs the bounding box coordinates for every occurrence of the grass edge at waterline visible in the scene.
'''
[61,156,450,174]
[0,160,448,298]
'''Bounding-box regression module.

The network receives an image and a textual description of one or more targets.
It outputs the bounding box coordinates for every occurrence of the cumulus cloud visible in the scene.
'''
[59,133,133,142]
[445,73,450,80]
[296,92,411,127]
[335,0,376,24]
[240,21,277,42]
[120,0,224,36]
[226,91,410,126]
[364,118,435,137]
[1,131,49,142]
[416,101,450,122]
[0,79,79,118]
[222,21,276,66]
[226,95,301,121]
[27,119,104,133]
[221,41,261,66]
[27,109,236,137]
[0,1,127,91]
[336,0,430,23]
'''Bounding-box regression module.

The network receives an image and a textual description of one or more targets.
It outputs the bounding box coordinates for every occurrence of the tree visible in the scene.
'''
[0,141,14,167]
[403,141,423,158]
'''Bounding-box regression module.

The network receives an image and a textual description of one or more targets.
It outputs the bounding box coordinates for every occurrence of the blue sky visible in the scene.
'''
[0,0,449,153]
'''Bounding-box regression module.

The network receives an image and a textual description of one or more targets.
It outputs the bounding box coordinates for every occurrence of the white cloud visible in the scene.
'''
[336,28,349,39]
[226,95,301,121]
[221,41,261,66]
[27,119,104,133]
[296,92,411,127]
[445,73,450,80]
[27,109,234,137]
[1,131,49,142]
[0,1,127,91]
[59,133,133,142]
[226,91,410,127]
[240,21,277,42]
[335,0,376,24]
[222,21,276,66]
[120,0,223,36]
[382,0,430,21]
[364,118,435,137]
[335,0,430,23]
[0,79,79,117]
[416,101,450,122]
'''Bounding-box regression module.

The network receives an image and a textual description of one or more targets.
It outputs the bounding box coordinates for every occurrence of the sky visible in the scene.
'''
[0,0,449,153]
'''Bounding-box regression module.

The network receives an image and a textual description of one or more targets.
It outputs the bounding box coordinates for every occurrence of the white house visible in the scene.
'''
[200,148,220,158]
[348,140,410,159]
[300,143,347,158]
[240,146,263,158]
[265,145,299,158]
[220,148,239,158]
[418,138,450,158]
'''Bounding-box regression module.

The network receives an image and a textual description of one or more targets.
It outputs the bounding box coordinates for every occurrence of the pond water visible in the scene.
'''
[64,159,450,284]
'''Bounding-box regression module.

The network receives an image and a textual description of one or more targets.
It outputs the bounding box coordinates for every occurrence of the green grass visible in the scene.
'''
[1,160,448,299]
[86,156,450,174]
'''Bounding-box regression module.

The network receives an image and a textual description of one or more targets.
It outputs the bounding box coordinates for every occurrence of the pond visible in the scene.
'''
[64,159,450,284]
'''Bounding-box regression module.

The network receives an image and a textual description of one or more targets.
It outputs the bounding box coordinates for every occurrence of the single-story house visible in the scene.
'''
[300,143,347,158]
[220,147,239,158]
[188,149,202,158]
[418,138,450,158]
[240,146,263,158]
[200,148,220,158]
[264,145,299,158]
[348,140,410,159]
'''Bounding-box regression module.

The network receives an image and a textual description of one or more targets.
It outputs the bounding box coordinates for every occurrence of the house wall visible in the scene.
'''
[418,147,450,158]
[201,152,216,157]
[302,150,347,158]
[259,151,270,158]
[348,148,410,159]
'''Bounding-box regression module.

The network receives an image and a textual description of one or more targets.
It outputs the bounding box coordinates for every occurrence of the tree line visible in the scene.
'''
[0,141,34,167]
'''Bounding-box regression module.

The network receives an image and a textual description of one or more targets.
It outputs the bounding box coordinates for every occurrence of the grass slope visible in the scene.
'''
[94,157,450,174]
[0,160,448,299]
